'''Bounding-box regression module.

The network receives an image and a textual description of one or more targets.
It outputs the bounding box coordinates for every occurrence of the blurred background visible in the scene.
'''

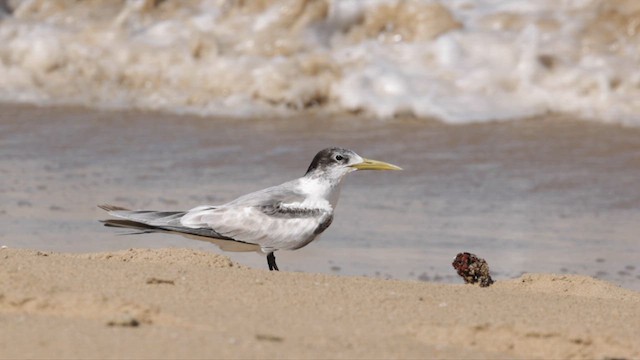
[2,0,640,124]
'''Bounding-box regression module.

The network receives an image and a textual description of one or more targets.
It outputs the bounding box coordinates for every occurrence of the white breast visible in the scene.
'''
[295,177,342,210]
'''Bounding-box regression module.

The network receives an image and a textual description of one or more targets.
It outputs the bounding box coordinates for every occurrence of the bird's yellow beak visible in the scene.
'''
[350,158,402,171]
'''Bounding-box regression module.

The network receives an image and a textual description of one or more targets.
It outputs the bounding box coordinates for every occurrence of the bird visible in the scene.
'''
[99,147,401,271]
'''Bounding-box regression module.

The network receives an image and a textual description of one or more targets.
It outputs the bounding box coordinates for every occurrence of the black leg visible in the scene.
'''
[267,252,279,271]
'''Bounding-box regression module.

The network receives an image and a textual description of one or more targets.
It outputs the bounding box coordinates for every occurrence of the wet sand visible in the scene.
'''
[1,103,639,289]
[1,247,639,359]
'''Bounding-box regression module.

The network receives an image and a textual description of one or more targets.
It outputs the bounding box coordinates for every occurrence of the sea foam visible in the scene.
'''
[1,0,639,125]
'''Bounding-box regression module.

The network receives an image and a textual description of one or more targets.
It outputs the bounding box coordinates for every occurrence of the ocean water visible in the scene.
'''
[1,0,640,124]
[0,1,639,290]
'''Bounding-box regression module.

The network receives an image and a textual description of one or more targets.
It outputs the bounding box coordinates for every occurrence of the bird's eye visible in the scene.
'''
[335,155,344,161]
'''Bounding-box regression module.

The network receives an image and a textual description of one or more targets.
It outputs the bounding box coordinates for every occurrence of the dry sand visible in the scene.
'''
[1,247,638,359]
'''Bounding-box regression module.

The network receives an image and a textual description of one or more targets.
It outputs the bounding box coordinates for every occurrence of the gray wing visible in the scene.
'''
[180,183,332,251]
[98,205,260,252]
[224,179,306,207]
[99,204,227,237]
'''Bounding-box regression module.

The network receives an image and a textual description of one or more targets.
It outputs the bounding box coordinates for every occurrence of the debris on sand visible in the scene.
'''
[107,313,140,327]
[146,277,175,285]
[452,252,494,287]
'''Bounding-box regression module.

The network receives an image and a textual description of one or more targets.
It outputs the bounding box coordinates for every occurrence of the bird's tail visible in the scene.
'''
[98,204,185,227]
[101,218,160,234]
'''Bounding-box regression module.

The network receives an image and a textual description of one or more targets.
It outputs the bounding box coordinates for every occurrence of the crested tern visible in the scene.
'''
[99,147,401,271]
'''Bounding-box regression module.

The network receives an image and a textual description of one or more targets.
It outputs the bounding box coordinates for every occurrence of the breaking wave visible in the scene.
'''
[1,0,640,125]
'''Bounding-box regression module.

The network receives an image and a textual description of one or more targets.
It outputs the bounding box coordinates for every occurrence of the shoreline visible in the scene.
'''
[2,102,639,292]
[1,247,638,359]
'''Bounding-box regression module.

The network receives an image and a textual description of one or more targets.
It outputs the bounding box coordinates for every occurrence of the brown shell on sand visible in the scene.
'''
[452,252,494,287]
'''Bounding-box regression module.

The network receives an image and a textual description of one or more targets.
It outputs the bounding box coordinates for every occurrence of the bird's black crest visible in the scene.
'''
[305,147,351,175]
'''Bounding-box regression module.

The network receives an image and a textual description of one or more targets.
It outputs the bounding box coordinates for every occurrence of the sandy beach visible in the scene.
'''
[1,247,638,359]
[1,105,638,359]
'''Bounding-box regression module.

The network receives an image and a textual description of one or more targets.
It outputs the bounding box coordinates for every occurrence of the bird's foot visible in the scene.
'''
[267,252,279,271]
